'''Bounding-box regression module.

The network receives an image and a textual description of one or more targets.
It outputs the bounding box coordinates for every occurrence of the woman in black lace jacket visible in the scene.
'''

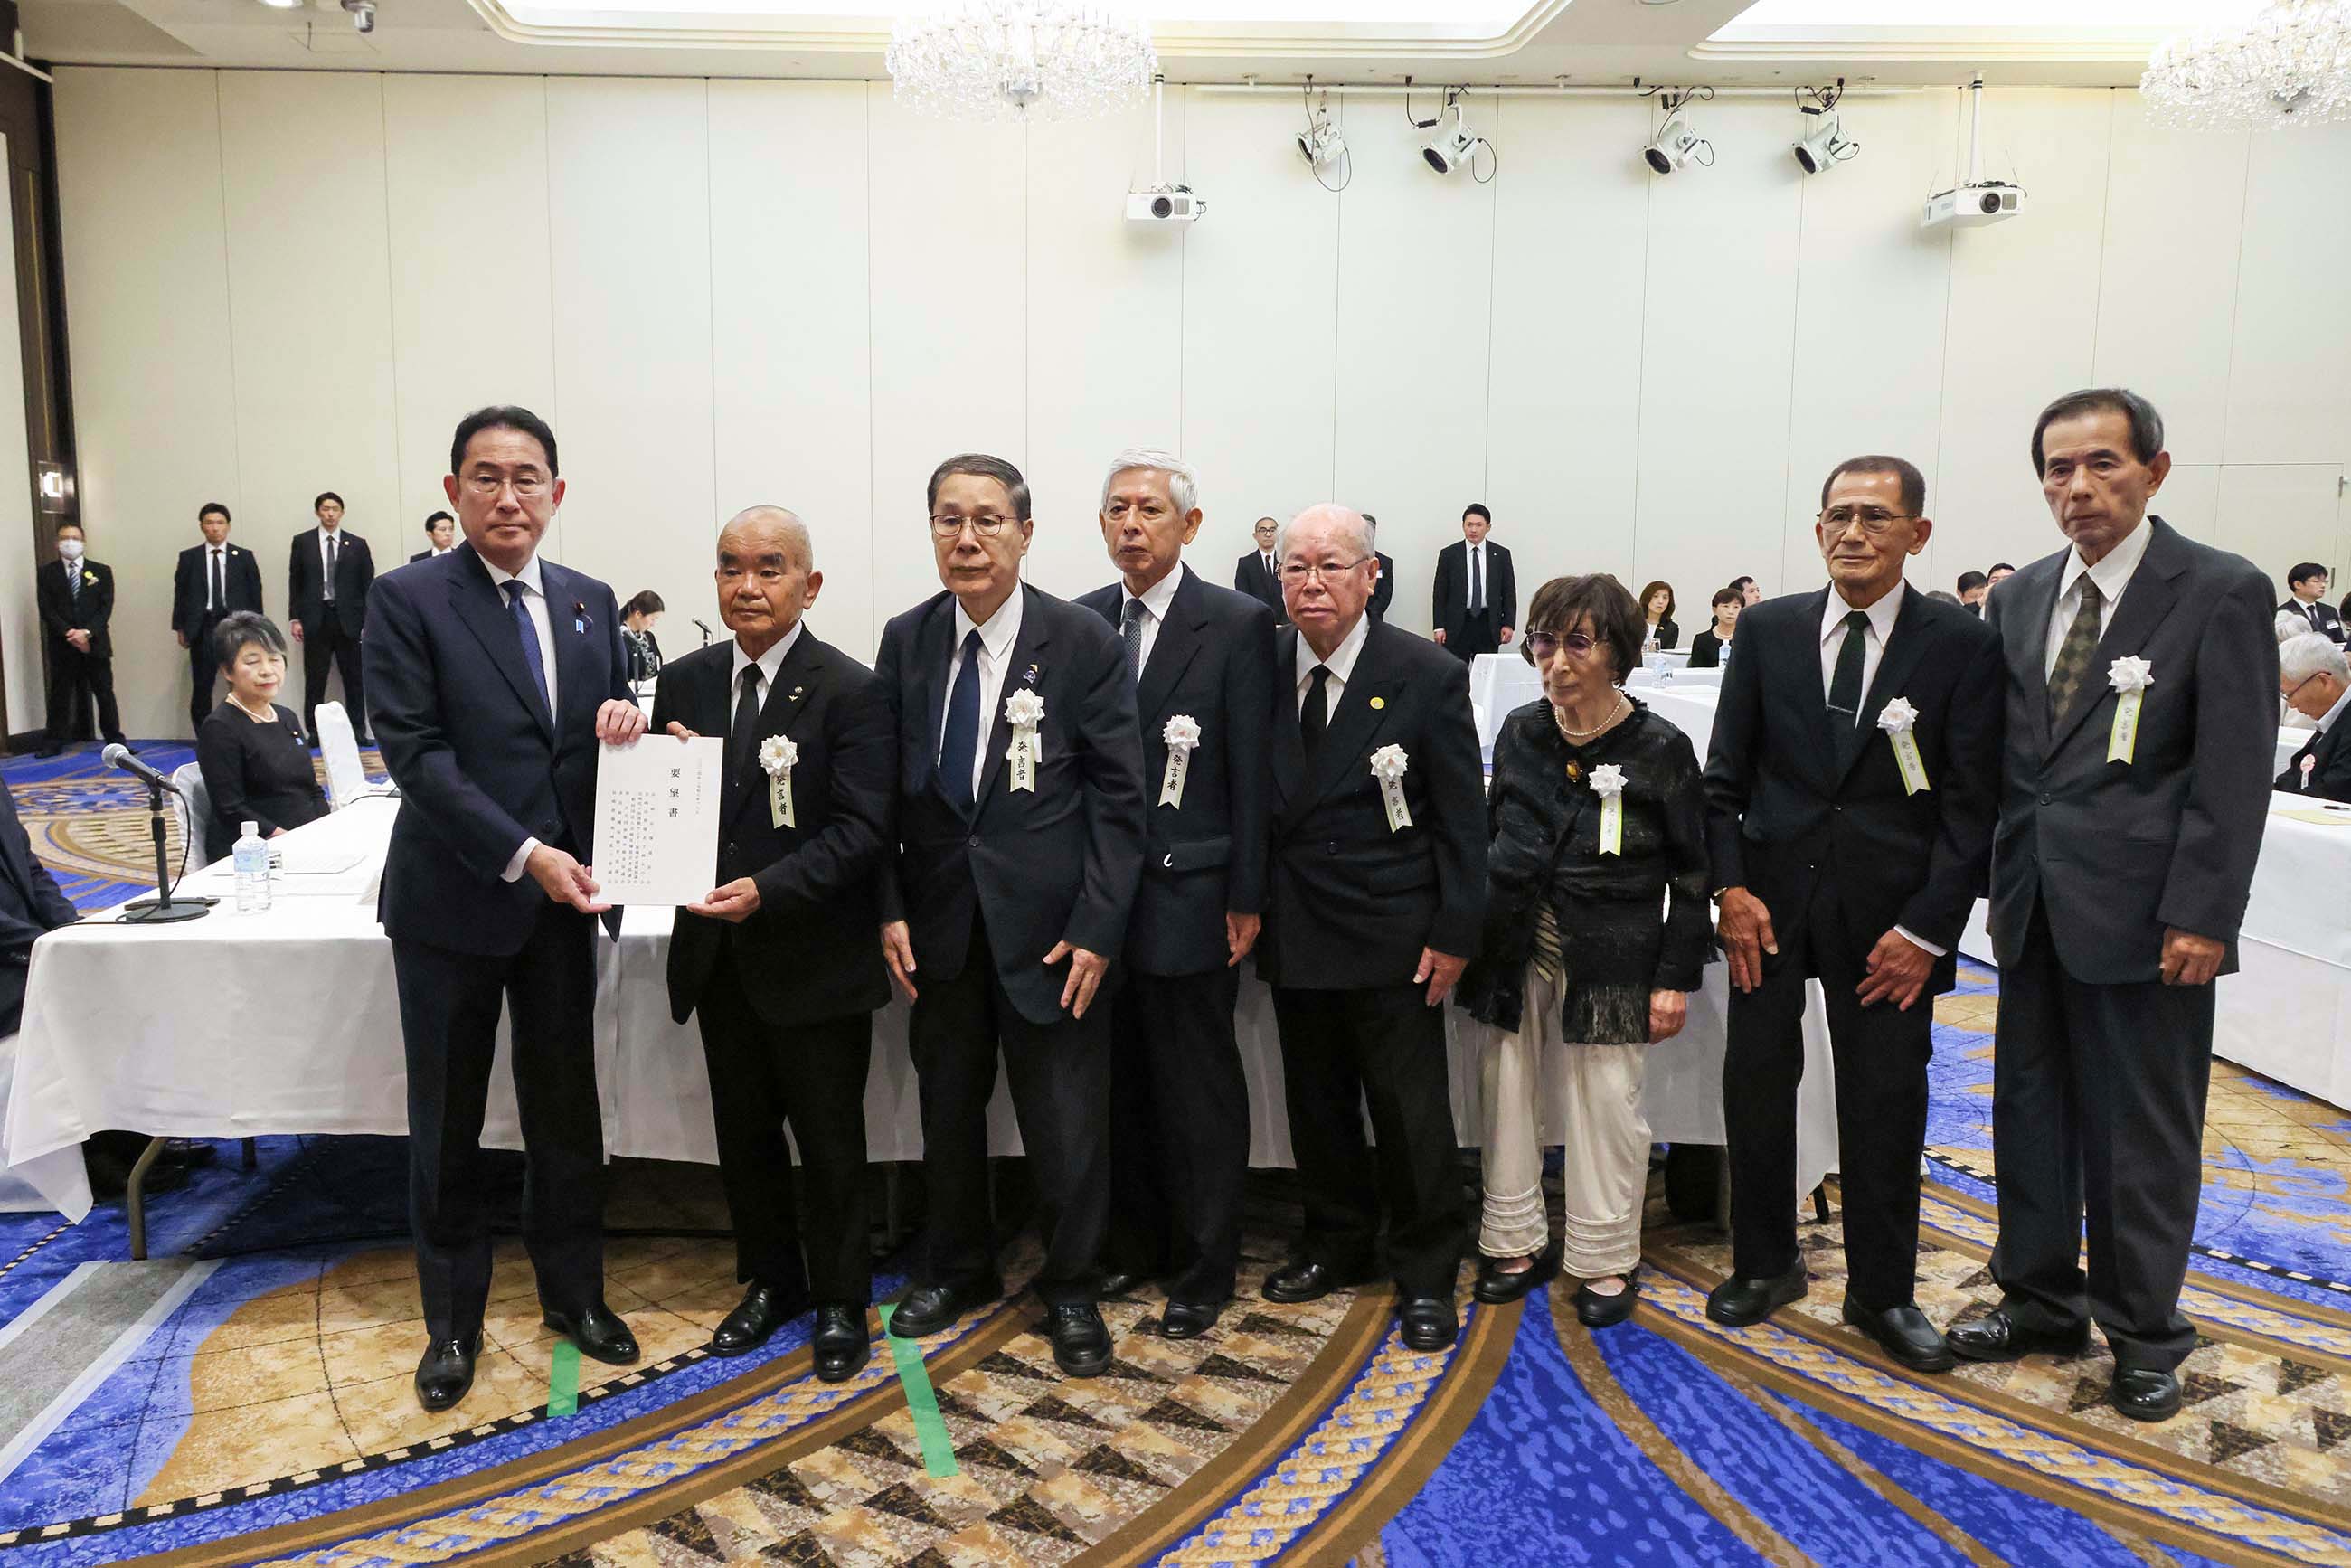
[1456,573,1711,1326]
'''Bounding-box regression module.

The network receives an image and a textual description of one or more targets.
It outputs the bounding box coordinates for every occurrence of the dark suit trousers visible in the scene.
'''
[1989,902,2212,1371]
[187,614,225,732]
[302,603,366,737]
[695,936,873,1304]
[392,902,605,1342]
[1272,983,1463,1298]
[44,644,120,743]
[907,917,1110,1307]
[1448,610,1498,664]
[1104,966,1250,1304]
[1723,875,1932,1309]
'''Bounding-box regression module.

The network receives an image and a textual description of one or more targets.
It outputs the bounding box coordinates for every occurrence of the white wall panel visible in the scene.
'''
[1634,98,1803,605]
[2153,461,2220,546]
[1330,92,1497,635]
[1024,95,1183,604]
[382,75,557,555]
[1484,96,1652,596]
[2215,465,2342,586]
[545,78,715,637]
[54,68,240,738]
[708,80,875,659]
[1934,90,2114,584]
[2225,122,2351,471]
[864,82,1026,628]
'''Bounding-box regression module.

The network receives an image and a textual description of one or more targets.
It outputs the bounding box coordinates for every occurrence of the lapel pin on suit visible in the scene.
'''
[1023,662,1039,686]
[1370,696,1385,710]
[572,600,589,635]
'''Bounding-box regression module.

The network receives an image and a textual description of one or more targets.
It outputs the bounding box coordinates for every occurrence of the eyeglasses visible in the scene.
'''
[2285,673,2324,706]
[930,515,1015,538]
[1819,505,1917,537]
[1279,558,1369,584]
[464,472,549,497]
[1525,630,1599,661]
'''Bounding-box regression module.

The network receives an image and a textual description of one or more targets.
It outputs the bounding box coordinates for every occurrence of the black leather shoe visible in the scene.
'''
[542,1303,640,1365]
[1704,1262,1808,1327]
[811,1304,871,1384]
[709,1282,808,1358]
[1159,1300,1223,1340]
[1050,1302,1112,1376]
[2110,1367,2182,1422]
[1397,1297,1459,1351]
[1263,1260,1374,1305]
[33,747,59,760]
[1945,1308,2091,1365]
[1574,1273,1640,1329]
[1843,1299,1956,1373]
[157,1138,217,1168]
[415,1336,478,1411]
[888,1280,999,1338]
[1473,1243,1562,1305]
[1096,1270,1147,1299]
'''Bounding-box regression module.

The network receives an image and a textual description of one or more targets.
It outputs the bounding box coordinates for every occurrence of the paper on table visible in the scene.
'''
[2272,804,2351,827]
[592,737,725,905]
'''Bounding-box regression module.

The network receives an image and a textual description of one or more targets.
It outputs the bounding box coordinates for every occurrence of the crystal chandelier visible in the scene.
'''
[887,3,1157,123]
[2141,0,2351,129]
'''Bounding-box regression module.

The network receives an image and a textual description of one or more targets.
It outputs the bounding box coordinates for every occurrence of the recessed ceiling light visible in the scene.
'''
[256,0,306,10]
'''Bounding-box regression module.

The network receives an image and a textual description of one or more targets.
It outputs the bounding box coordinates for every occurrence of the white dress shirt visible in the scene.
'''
[492,554,561,883]
[2044,516,2154,677]
[317,524,344,600]
[2309,682,2351,747]
[1121,562,1185,674]
[940,585,1024,801]
[727,620,802,726]
[1295,610,1372,714]
[1817,584,1944,957]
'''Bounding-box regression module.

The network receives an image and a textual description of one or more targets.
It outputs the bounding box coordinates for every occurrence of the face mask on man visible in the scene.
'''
[57,539,84,562]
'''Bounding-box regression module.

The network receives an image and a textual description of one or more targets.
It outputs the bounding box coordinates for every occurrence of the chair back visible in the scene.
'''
[313,702,368,808]
[169,762,214,868]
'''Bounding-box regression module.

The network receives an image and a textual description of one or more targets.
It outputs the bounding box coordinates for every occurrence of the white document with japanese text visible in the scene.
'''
[592,737,724,906]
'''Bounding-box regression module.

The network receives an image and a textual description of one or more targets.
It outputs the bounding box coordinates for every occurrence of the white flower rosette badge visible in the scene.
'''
[1160,714,1201,808]
[758,734,798,828]
[1589,762,1628,855]
[2106,656,2153,764]
[1876,696,1931,795]
[1369,743,1412,832]
[1004,688,1045,793]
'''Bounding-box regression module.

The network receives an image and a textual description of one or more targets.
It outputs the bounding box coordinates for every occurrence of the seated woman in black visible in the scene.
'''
[194,611,328,863]
[1685,586,1742,668]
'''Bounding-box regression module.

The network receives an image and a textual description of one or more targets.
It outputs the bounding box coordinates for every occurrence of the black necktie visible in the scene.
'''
[210,549,224,613]
[1121,599,1146,687]
[1263,553,1278,592]
[939,628,984,815]
[323,534,337,600]
[1826,609,1870,727]
[1469,547,1484,614]
[728,664,762,798]
[1301,664,1331,758]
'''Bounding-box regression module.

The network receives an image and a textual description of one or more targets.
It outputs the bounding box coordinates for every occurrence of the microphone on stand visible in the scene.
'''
[105,747,212,922]
[692,618,715,647]
[102,743,182,796]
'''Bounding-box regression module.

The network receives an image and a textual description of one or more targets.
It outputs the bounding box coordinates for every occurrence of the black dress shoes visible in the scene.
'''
[1704,1262,1808,1327]
[1159,1300,1223,1340]
[2110,1367,2183,1422]
[1050,1302,1113,1377]
[415,1336,479,1411]
[1397,1297,1459,1351]
[888,1280,999,1338]
[709,1282,808,1358]
[1944,1308,2091,1364]
[542,1303,640,1365]
[811,1304,871,1384]
[1096,1270,1147,1299]
[1574,1273,1640,1329]
[1843,1299,1956,1373]
[1263,1260,1373,1305]
[1472,1244,1562,1306]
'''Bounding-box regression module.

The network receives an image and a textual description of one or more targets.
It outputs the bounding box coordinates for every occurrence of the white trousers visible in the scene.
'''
[1478,968,1650,1277]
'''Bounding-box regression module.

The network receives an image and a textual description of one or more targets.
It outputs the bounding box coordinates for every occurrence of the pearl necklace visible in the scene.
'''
[228,694,277,724]
[1555,692,1629,741]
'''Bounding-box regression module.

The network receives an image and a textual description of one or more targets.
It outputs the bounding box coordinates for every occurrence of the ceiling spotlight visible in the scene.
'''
[341,0,376,31]
[1421,99,1492,178]
[1793,82,1857,175]
[1298,85,1349,192]
[1644,103,1706,174]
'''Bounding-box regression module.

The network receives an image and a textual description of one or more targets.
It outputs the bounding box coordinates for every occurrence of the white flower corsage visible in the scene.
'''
[1370,744,1412,831]
[758,734,798,827]
[1875,697,1930,794]
[1589,763,1627,855]
[1004,690,1045,792]
[2105,656,2152,764]
[1159,714,1201,808]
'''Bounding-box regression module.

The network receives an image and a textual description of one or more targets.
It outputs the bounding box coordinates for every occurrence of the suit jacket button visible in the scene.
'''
[968,834,981,848]
[1325,841,1337,855]
[2039,792,2052,806]
[725,842,737,857]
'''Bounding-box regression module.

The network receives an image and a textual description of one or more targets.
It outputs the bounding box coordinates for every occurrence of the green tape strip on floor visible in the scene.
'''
[877,1303,959,1478]
[548,1338,581,1418]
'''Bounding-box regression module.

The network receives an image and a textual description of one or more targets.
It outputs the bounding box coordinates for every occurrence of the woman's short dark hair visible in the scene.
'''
[451,405,560,479]
[212,610,287,666]
[1637,580,1676,619]
[1523,573,1644,680]
[926,453,1032,521]
[620,590,666,619]
[313,491,344,513]
[1710,586,1742,609]
[2030,387,2164,476]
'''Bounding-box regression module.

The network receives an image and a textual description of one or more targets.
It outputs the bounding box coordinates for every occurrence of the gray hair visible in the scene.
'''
[2281,631,2349,685]
[1100,448,1199,517]
[720,505,814,571]
[1277,503,1374,565]
[2277,609,2311,644]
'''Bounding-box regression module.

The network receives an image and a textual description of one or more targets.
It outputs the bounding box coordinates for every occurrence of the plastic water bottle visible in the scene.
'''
[1643,631,1663,671]
[232,822,272,913]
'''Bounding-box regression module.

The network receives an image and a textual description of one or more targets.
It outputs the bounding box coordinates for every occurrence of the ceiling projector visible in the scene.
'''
[1922,181,2026,228]
[1127,185,1205,223]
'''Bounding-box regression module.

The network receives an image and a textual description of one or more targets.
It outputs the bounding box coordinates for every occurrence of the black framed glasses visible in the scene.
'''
[930,515,1015,538]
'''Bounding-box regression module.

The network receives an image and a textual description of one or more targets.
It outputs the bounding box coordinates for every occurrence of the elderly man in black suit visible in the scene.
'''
[289,490,375,743]
[1077,449,1274,1340]
[173,503,265,733]
[1233,515,1286,621]
[365,406,649,1412]
[1260,503,1486,1351]
[875,453,1147,1377]
[653,506,891,1382]
[34,522,126,757]
[1701,456,2004,1372]
[2281,562,2345,645]
[1430,504,1515,663]
[1953,389,2278,1422]
[2278,633,2351,801]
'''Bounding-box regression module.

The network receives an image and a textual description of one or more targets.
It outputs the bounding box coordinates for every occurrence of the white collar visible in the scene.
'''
[2059,515,2154,606]
[1298,611,1372,686]
[954,582,1024,660]
[730,620,802,691]
[1126,562,1185,621]
[2318,680,2351,737]
[1821,581,1903,647]
[481,554,544,598]
[317,524,342,540]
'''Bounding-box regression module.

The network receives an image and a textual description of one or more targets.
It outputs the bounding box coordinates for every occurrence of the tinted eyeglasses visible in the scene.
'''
[1525,630,1598,661]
